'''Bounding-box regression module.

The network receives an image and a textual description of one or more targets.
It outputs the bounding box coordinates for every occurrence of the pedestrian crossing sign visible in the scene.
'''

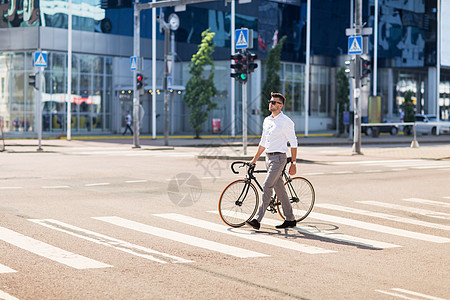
[34,52,47,67]
[130,56,137,71]
[348,36,362,55]
[236,28,248,49]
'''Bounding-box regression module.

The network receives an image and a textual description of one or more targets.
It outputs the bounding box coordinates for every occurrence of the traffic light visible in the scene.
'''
[344,59,355,78]
[28,73,36,89]
[247,52,258,74]
[136,73,144,90]
[360,58,371,79]
[230,53,248,84]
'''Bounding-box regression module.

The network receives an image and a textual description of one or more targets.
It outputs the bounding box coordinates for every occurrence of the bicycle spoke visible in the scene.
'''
[277,177,315,222]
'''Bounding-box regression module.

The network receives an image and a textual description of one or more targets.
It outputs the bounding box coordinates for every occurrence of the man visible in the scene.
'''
[245,92,298,230]
[122,111,133,136]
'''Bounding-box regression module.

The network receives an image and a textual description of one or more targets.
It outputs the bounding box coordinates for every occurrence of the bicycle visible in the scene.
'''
[218,158,315,228]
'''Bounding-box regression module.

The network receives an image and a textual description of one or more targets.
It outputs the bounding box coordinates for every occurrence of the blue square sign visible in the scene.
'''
[235,29,248,49]
[348,36,362,55]
[34,52,47,67]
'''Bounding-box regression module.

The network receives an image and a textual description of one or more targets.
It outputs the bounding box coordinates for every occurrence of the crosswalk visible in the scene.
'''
[1,196,449,298]
[329,159,450,171]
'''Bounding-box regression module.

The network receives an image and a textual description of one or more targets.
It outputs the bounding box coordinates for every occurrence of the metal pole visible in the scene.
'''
[133,2,141,148]
[66,0,72,141]
[164,27,170,146]
[170,31,175,135]
[231,0,235,138]
[152,0,156,139]
[304,0,310,137]
[352,0,362,154]
[436,0,441,135]
[242,82,247,155]
[37,65,43,151]
[373,0,378,97]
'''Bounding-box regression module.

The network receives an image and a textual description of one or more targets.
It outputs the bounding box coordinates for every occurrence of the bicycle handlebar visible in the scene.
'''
[231,161,253,174]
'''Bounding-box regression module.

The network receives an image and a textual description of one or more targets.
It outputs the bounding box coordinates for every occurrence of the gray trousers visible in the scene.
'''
[256,153,295,222]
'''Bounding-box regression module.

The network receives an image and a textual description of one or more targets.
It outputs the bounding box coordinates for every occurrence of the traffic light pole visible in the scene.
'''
[133,1,141,148]
[242,82,247,155]
[352,0,362,155]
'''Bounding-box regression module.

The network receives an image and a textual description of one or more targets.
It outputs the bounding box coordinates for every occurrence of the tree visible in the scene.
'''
[183,29,218,139]
[261,36,287,117]
[335,66,350,134]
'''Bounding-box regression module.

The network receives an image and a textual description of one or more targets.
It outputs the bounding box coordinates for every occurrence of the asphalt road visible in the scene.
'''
[0,141,449,299]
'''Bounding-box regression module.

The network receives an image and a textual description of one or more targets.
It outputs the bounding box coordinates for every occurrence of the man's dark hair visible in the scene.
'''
[271,92,286,105]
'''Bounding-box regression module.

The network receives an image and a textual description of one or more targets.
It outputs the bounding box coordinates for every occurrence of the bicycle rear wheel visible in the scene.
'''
[218,179,259,227]
[277,177,315,222]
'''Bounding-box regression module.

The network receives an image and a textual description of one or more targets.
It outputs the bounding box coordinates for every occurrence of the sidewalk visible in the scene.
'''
[1,133,449,162]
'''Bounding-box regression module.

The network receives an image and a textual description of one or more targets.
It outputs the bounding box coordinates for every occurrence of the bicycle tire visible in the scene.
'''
[277,177,315,222]
[218,179,259,227]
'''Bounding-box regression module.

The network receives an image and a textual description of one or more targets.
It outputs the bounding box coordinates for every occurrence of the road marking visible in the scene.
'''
[85,183,110,187]
[391,168,408,171]
[304,211,450,243]
[315,203,450,231]
[155,213,335,254]
[0,289,19,300]
[0,226,111,269]
[125,180,147,183]
[376,288,446,300]
[29,219,192,264]
[42,186,70,189]
[0,264,16,274]
[364,170,382,173]
[332,171,353,174]
[402,198,450,209]
[331,159,421,165]
[208,211,399,250]
[0,187,23,190]
[93,216,267,258]
[302,172,325,176]
[358,201,450,220]
[412,165,450,169]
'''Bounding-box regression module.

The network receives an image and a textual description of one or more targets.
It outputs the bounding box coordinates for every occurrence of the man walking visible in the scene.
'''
[122,111,133,136]
[246,92,298,230]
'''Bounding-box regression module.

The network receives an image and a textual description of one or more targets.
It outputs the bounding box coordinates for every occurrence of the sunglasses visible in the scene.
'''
[268,100,283,105]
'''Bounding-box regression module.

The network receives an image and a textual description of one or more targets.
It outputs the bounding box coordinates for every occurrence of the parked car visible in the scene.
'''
[414,114,450,135]
[362,119,399,137]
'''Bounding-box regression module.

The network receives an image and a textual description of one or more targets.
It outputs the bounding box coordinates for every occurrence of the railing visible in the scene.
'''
[361,122,419,148]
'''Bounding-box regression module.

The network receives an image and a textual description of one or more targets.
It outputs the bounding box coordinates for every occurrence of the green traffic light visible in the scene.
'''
[239,73,247,80]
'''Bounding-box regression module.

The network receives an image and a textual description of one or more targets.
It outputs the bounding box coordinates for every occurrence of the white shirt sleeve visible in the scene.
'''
[259,118,268,148]
[285,118,298,148]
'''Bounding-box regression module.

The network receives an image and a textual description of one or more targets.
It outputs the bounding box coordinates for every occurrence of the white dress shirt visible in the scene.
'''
[259,112,298,153]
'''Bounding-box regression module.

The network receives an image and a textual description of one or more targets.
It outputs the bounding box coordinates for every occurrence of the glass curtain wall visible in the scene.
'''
[0,51,112,134]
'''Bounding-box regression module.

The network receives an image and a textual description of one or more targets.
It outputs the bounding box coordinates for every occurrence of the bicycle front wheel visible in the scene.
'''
[218,179,259,227]
[277,177,315,222]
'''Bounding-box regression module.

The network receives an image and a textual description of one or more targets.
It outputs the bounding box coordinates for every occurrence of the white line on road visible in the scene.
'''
[0,289,19,300]
[332,171,353,174]
[155,213,335,254]
[0,187,23,190]
[124,180,148,183]
[391,288,446,300]
[315,203,450,231]
[364,170,382,173]
[42,186,70,189]
[304,211,450,243]
[85,183,110,187]
[391,168,408,171]
[402,198,450,209]
[302,172,325,176]
[93,216,268,258]
[0,264,16,274]
[30,219,192,264]
[376,288,446,300]
[208,211,399,250]
[358,201,450,220]
[0,226,111,269]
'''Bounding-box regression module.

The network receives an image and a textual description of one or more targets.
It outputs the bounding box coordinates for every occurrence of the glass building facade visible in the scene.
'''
[0,0,448,136]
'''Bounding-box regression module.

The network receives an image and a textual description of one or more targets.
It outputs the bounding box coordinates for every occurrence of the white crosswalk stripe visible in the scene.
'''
[402,198,450,209]
[357,201,450,220]
[93,216,268,258]
[330,159,450,170]
[0,289,19,300]
[375,288,446,300]
[305,210,450,243]
[0,226,111,269]
[208,211,400,249]
[29,219,193,264]
[0,264,16,274]
[315,203,450,231]
[155,213,336,254]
